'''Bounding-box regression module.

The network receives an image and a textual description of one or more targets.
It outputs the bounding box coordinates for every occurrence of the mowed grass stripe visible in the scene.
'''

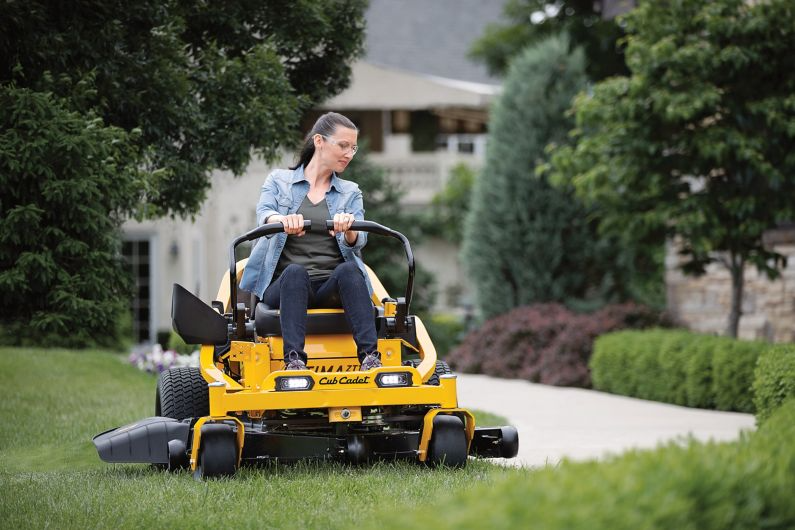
[0,348,156,471]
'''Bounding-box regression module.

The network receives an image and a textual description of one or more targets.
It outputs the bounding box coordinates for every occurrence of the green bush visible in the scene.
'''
[390,398,795,530]
[753,344,795,424]
[591,329,769,412]
[590,331,632,395]
[165,330,195,355]
[423,313,465,358]
[684,335,721,408]
[655,331,696,406]
[712,339,765,412]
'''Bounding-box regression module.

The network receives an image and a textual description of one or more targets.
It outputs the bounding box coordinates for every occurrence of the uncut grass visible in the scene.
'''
[0,347,518,529]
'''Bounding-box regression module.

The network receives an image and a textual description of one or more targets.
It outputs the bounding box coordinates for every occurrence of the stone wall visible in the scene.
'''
[665,230,795,342]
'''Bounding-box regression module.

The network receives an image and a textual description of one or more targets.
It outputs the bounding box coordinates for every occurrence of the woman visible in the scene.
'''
[240,112,381,371]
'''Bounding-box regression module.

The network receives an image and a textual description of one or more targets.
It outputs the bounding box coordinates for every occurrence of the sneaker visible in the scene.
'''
[284,350,307,370]
[360,352,382,371]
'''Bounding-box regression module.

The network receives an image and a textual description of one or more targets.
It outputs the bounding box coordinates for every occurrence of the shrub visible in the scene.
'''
[684,335,722,408]
[447,302,661,387]
[592,329,698,403]
[423,313,465,358]
[391,399,795,530]
[753,344,795,424]
[712,339,765,412]
[166,329,196,355]
[592,329,769,411]
[589,331,628,394]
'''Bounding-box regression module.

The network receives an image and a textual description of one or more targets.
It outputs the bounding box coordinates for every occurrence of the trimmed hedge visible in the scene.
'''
[446,303,662,387]
[389,398,795,530]
[591,330,769,412]
[753,344,795,424]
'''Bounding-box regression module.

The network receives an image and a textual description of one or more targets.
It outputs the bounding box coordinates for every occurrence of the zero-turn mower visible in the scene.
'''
[94,221,519,478]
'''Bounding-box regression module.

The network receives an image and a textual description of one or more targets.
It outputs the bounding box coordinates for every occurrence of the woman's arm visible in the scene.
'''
[256,173,281,226]
[341,189,367,250]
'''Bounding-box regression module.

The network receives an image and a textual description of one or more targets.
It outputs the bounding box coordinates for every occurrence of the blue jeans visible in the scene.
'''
[261,262,378,363]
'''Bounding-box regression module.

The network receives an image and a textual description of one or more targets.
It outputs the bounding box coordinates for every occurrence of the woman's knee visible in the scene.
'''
[281,264,310,284]
[336,261,361,276]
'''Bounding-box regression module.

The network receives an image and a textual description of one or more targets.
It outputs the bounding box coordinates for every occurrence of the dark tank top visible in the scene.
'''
[274,195,344,282]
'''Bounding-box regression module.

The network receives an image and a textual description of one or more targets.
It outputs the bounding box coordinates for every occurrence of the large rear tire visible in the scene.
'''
[402,360,452,386]
[427,415,467,468]
[155,367,209,420]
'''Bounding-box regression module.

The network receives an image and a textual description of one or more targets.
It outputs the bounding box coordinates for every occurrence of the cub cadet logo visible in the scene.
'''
[318,375,371,385]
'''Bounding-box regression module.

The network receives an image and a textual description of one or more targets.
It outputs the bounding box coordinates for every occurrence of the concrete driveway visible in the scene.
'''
[457,373,757,468]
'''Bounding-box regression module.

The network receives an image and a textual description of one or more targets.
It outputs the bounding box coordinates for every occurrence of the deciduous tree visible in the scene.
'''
[0,1,366,346]
[470,0,628,81]
[550,0,795,337]
[2,0,367,216]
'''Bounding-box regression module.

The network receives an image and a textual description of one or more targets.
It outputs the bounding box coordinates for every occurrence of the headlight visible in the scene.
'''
[375,372,411,388]
[275,376,314,391]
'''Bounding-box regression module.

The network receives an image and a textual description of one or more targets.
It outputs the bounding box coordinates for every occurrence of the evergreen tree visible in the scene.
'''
[0,84,142,347]
[462,34,594,319]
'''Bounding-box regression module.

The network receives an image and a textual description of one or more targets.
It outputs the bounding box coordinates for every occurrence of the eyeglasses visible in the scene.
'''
[321,135,358,156]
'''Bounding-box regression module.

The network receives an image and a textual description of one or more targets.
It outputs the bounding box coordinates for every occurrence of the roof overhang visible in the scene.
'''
[320,61,500,111]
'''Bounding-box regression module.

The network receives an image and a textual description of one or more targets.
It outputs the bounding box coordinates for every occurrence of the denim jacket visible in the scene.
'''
[239,165,372,298]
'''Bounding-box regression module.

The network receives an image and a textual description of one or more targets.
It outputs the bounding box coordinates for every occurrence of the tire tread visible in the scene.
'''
[156,367,209,419]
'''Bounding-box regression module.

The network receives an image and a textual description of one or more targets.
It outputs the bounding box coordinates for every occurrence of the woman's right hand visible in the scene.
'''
[269,214,306,236]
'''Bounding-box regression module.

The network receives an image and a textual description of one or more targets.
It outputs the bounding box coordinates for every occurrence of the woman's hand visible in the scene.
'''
[330,212,358,245]
[271,214,306,236]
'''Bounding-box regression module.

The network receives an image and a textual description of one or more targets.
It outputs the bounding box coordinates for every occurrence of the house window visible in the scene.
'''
[436,134,485,156]
[122,238,152,344]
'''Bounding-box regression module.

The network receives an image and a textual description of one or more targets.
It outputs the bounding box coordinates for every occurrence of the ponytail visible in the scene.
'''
[290,112,358,170]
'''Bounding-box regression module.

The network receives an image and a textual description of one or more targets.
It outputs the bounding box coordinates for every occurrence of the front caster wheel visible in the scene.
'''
[195,424,238,479]
[167,439,189,472]
[427,415,467,469]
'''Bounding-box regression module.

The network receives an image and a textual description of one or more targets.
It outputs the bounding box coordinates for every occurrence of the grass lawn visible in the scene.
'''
[0,347,523,529]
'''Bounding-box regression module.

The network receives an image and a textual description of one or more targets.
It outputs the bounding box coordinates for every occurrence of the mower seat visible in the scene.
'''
[254,303,356,336]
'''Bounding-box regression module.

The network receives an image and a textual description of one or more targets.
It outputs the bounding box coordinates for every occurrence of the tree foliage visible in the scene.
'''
[469,0,628,81]
[462,34,602,320]
[426,163,476,243]
[2,0,367,217]
[0,1,366,346]
[550,0,795,337]
[0,84,142,347]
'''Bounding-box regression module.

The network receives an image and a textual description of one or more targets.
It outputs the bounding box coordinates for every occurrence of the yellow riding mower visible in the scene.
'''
[94,221,518,478]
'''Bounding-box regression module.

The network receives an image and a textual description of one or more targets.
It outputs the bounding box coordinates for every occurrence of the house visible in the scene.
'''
[122,0,507,345]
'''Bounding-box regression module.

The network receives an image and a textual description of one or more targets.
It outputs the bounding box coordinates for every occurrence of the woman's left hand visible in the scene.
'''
[330,212,358,245]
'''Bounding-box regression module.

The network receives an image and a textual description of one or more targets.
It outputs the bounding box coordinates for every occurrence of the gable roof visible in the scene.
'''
[364,0,506,87]
[322,61,498,110]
